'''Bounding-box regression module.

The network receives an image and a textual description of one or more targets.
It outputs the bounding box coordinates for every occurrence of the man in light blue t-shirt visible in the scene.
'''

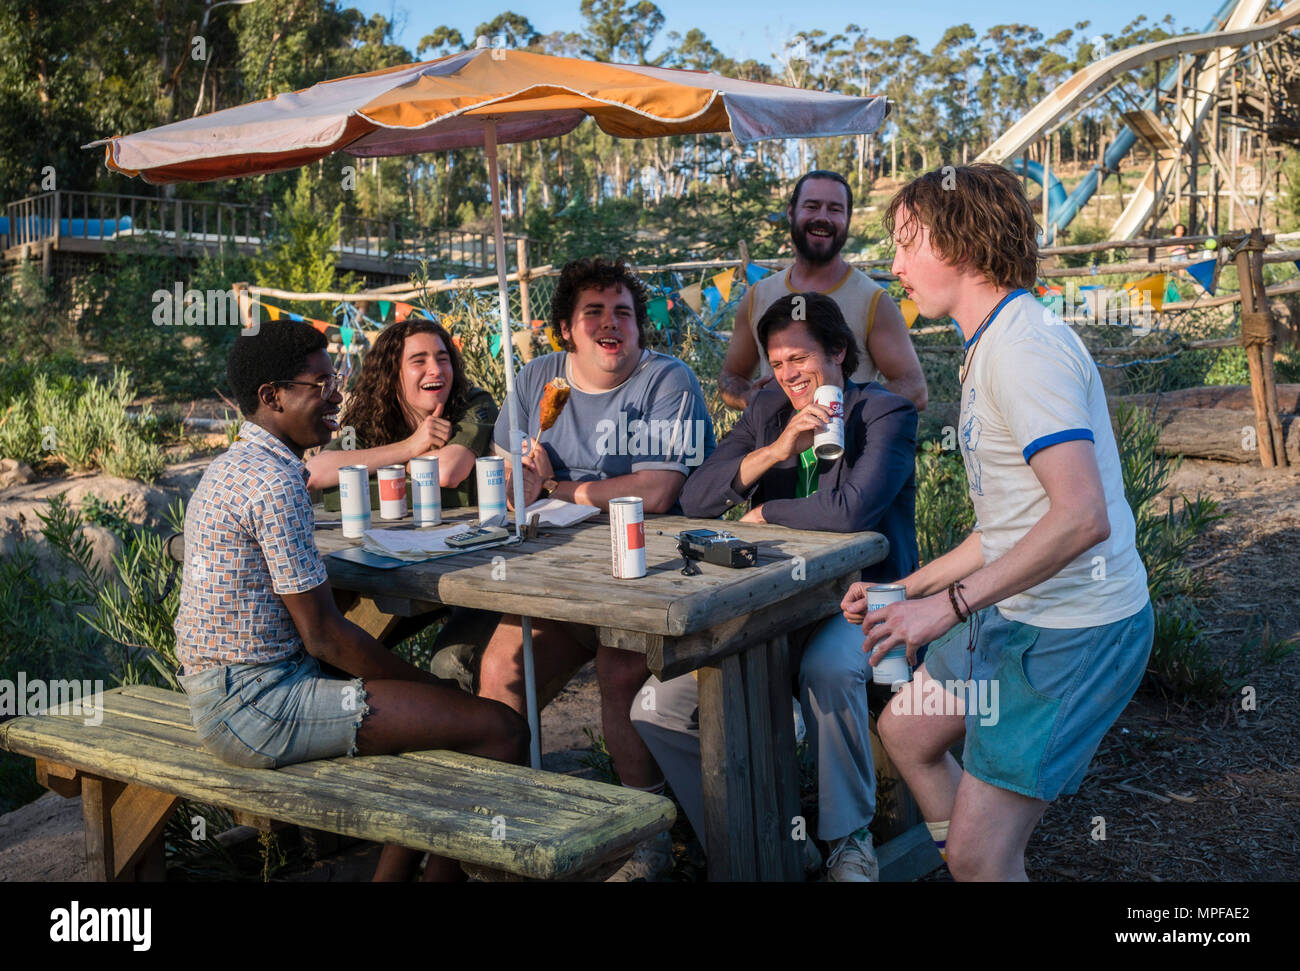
[843,165,1153,882]
[477,257,714,880]
[491,322,714,496]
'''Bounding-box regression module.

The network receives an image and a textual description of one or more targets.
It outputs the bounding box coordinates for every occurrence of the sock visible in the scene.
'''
[925,820,950,861]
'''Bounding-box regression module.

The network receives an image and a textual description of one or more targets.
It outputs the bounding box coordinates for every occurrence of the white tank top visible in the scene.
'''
[744,266,885,384]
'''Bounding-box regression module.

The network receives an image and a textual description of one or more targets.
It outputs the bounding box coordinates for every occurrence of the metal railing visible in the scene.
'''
[2,190,547,271]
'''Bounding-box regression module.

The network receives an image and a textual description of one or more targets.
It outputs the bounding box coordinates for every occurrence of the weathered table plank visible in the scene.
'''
[316,509,887,639]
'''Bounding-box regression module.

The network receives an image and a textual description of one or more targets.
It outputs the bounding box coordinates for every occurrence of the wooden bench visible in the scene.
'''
[0,685,675,882]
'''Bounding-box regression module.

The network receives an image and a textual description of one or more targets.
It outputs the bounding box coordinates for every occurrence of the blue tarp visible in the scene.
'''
[0,216,133,238]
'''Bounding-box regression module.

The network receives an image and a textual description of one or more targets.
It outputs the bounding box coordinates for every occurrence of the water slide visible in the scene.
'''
[977,0,1300,240]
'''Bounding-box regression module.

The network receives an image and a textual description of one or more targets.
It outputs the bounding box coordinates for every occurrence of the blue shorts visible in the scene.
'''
[923,603,1154,801]
[178,653,369,769]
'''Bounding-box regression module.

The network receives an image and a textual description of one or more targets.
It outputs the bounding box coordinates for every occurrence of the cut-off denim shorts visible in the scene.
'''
[178,652,368,769]
[923,602,1154,802]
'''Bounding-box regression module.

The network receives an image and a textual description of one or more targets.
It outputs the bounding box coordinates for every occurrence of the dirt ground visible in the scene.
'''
[1022,458,1300,882]
[1,455,1297,881]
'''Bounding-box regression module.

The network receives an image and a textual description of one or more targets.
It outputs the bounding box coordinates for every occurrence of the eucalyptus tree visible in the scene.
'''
[929,25,983,165]
[579,0,666,64]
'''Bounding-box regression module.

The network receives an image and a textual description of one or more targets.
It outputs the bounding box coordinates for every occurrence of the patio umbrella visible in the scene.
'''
[89,42,889,767]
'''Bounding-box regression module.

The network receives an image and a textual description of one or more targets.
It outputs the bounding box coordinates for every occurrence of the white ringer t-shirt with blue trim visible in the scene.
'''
[958,290,1148,628]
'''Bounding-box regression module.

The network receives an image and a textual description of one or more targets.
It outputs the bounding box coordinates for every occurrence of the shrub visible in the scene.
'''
[0,394,40,465]
[913,441,974,565]
[1059,223,1129,267]
[0,364,165,481]
[0,533,104,676]
[254,168,355,318]
[39,493,185,688]
[76,242,246,400]
[674,311,737,442]
[1115,404,1229,700]
[0,261,83,364]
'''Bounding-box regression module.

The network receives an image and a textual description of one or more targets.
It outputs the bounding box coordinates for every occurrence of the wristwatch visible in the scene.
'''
[540,478,558,499]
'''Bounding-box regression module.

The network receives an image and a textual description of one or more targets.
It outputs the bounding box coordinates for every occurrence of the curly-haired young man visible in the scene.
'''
[718,169,928,413]
[843,164,1153,881]
[436,257,716,880]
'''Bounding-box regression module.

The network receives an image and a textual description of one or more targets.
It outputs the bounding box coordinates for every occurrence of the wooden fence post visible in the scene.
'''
[1233,228,1289,467]
[233,281,257,334]
[516,237,532,325]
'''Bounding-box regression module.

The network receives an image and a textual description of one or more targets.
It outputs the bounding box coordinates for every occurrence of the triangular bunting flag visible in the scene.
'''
[489,332,502,357]
[1186,258,1217,296]
[394,302,413,322]
[679,283,703,314]
[339,325,354,348]
[713,269,734,303]
[287,312,303,322]
[1124,273,1166,311]
[647,297,671,331]
[545,327,562,351]
[378,300,392,320]
[265,304,281,321]
[746,263,771,285]
[703,285,721,313]
[308,318,329,333]
[900,298,919,329]
[1164,281,1181,305]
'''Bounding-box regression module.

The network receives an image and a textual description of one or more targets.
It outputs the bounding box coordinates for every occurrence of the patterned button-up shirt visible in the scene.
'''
[175,421,327,675]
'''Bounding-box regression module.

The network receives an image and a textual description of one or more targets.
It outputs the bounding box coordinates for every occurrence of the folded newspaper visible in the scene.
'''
[361,498,600,559]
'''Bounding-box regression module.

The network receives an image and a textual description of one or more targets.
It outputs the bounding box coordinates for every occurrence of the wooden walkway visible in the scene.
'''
[2,189,547,279]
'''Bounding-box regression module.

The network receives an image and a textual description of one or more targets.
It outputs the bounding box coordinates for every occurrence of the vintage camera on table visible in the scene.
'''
[676,528,757,569]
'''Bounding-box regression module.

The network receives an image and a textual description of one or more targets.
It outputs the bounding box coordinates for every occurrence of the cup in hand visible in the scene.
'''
[813,384,845,461]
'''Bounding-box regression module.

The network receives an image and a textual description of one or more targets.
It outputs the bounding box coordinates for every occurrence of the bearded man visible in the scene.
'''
[718,169,928,413]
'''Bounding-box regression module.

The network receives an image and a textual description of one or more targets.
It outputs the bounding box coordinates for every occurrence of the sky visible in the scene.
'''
[347,0,1205,64]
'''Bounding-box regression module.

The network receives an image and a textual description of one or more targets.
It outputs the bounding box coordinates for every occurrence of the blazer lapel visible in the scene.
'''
[757,398,799,502]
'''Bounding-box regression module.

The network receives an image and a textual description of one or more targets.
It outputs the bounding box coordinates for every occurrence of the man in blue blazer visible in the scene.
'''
[633,291,919,881]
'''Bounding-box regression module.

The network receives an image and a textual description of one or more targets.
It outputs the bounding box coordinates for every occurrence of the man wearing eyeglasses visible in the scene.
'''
[175,320,528,882]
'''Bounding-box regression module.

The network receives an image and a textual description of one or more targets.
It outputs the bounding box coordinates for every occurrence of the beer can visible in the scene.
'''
[377,465,407,520]
[410,455,442,527]
[475,456,507,523]
[338,465,371,539]
[609,496,646,579]
[813,384,845,461]
[866,584,910,685]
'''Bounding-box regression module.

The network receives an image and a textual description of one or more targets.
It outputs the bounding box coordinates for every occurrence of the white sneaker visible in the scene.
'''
[606,830,673,882]
[826,831,879,882]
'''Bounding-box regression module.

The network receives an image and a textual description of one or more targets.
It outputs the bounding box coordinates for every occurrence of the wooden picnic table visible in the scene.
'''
[318,507,887,882]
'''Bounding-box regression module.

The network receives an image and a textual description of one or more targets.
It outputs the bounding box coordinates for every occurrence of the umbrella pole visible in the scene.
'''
[485,119,542,770]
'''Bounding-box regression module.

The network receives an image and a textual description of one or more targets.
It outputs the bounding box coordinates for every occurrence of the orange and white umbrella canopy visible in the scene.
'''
[90,47,889,183]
